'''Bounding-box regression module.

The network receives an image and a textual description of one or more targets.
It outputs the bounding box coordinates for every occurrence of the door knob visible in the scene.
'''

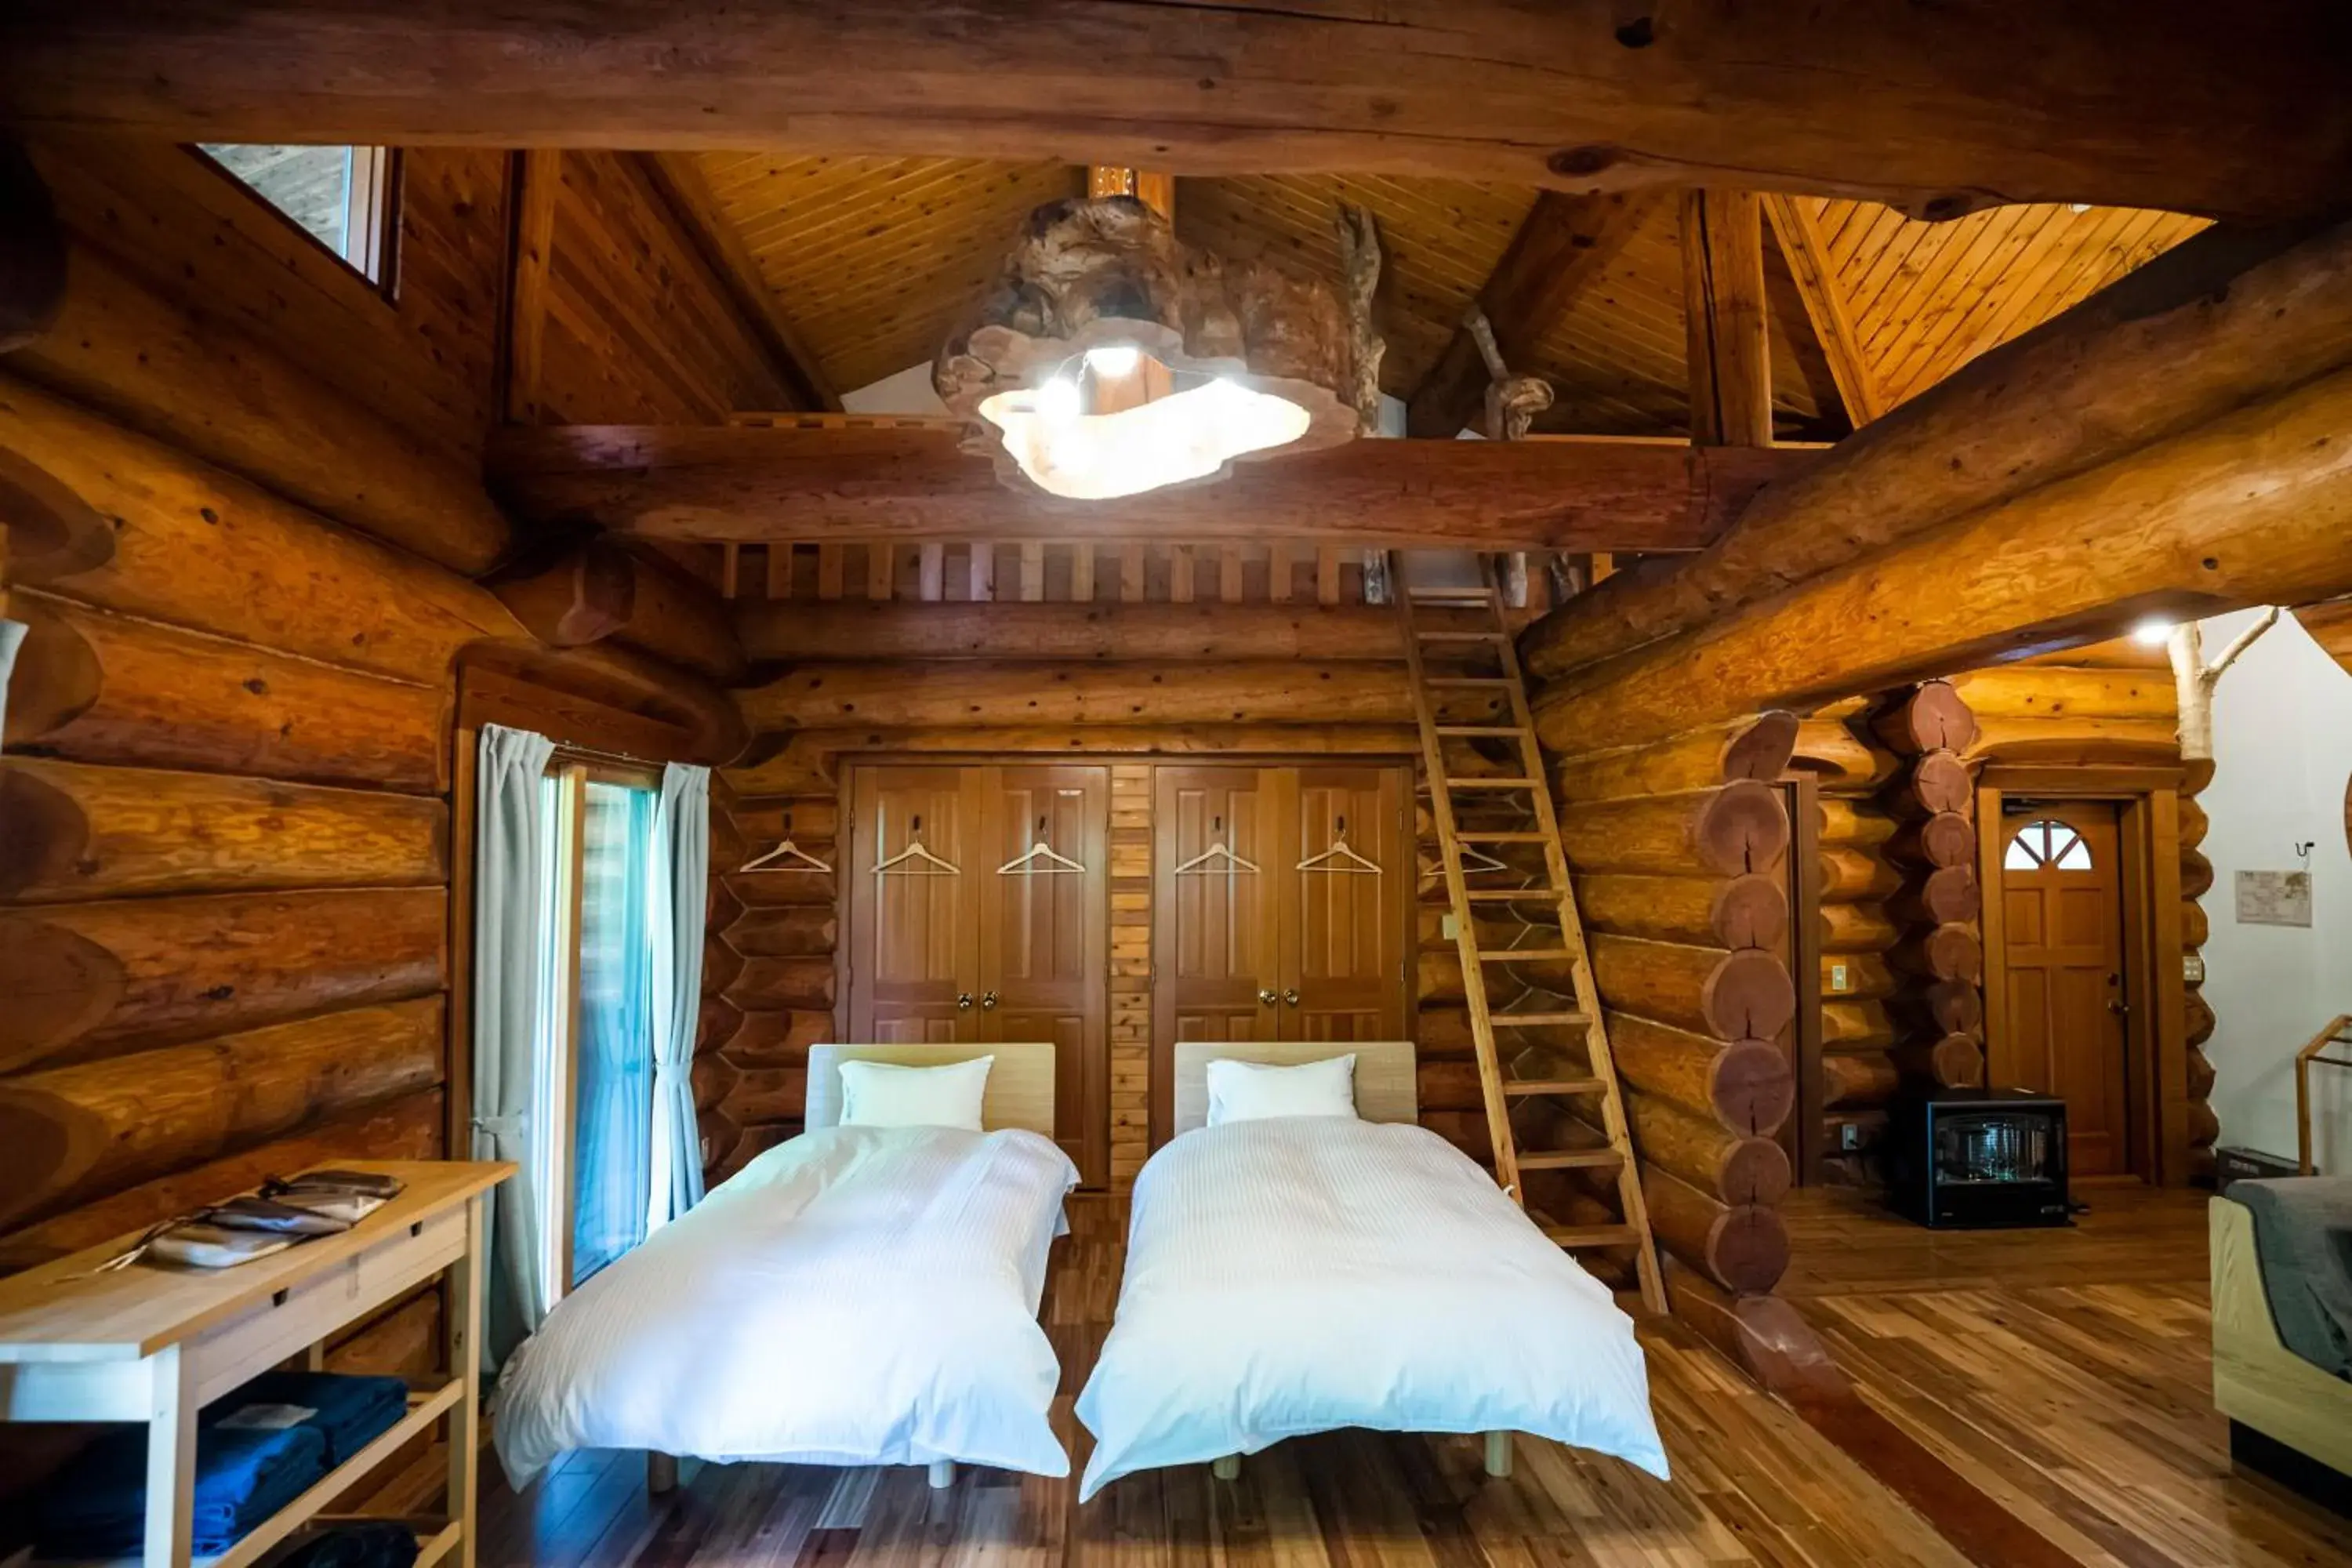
[981,990,999,1011]
[1258,988,1279,1007]
[1283,989,1301,1007]
[956,993,974,1011]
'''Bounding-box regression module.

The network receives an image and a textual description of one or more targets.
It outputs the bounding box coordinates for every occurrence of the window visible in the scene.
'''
[196,143,399,286]
[2005,818,2095,872]
[533,760,663,1296]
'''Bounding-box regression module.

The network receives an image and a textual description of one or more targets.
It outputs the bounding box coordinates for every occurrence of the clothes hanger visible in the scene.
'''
[873,815,961,877]
[1296,816,1382,875]
[1173,815,1260,876]
[738,810,834,874]
[998,816,1087,876]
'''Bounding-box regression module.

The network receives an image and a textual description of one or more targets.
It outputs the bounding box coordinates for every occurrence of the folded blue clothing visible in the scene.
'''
[212,1372,412,1465]
[38,1422,328,1558]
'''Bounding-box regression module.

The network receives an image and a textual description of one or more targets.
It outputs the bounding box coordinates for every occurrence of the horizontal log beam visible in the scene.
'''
[1554,782,1790,878]
[0,997,444,1228]
[1822,1052,1900,1109]
[11,243,510,574]
[1606,1014,1792,1138]
[1586,935,1796,1042]
[725,956,835,1012]
[9,594,449,792]
[741,662,1464,731]
[739,600,1433,665]
[717,1009,832,1069]
[725,905,837,958]
[1892,1033,1985,1089]
[0,758,447,903]
[1624,1089,1791,1206]
[1643,1167,1790,1297]
[1574,872,1788,950]
[5,3,2344,219]
[488,423,1802,551]
[0,374,517,684]
[1550,712,1798,804]
[1523,218,2352,681]
[0,888,446,1073]
[459,639,747,767]
[492,537,745,685]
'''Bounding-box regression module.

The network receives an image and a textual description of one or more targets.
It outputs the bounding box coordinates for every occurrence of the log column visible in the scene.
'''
[1537,713,1799,1298]
[1872,682,1987,1167]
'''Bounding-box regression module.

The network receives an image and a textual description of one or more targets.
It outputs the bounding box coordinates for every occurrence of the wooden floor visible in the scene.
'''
[468,1187,2352,1568]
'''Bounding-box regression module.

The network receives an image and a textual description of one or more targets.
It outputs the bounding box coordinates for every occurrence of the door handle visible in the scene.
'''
[1258,988,1279,1007]
[1283,989,1301,1007]
[956,992,974,1011]
[981,990,999,1011]
[2107,1000,2129,1016]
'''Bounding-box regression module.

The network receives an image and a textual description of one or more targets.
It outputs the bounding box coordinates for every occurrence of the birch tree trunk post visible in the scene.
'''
[1334,204,1386,437]
[1465,307,1554,443]
[2168,608,2280,761]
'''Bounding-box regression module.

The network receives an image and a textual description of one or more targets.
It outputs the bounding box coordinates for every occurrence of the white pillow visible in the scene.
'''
[837,1055,993,1131]
[1204,1054,1359,1127]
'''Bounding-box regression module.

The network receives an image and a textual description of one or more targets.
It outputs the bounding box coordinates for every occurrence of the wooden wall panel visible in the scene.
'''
[510,151,807,426]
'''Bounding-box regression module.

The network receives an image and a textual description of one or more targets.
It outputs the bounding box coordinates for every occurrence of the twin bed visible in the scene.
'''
[492,1040,1668,1499]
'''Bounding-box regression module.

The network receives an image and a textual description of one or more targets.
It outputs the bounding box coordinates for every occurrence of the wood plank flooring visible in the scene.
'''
[468,1189,2350,1568]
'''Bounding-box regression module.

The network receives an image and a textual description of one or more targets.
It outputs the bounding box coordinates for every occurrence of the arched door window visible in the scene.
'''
[2004,818,2095,872]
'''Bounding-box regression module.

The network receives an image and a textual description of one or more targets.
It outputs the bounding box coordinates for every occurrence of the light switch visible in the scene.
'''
[1829,962,1850,993]
[1441,913,1461,941]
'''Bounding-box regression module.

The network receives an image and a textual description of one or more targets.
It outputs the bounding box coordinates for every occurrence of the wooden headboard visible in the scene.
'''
[1171,1040,1417,1134]
[804,1043,1057,1136]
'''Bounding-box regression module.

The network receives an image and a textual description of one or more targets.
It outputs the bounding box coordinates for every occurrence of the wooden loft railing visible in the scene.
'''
[726,535,1391,608]
[2296,1014,2352,1174]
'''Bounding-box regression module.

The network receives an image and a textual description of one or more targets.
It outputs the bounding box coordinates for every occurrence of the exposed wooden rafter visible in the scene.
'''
[1762,194,1886,426]
[637,154,841,412]
[487,421,1813,551]
[1680,191,1773,447]
[1,4,2345,221]
[1405,191,1655,438]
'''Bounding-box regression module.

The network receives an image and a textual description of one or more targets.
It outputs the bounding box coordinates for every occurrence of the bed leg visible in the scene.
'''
[927,1459,956,1490]
[1210,1454,1240,1482]
[647,1452,678,1495]
[1483,1431,1514,1479]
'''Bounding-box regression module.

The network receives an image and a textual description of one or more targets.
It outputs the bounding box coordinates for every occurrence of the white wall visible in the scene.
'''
[2196,607,2352,1170]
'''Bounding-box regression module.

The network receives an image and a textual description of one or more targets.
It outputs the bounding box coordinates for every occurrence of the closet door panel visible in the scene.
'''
[846,765,978,1045]
[1151,765,1282,1144]
[981,764,1110,1185]
[1284,765,1410,1042]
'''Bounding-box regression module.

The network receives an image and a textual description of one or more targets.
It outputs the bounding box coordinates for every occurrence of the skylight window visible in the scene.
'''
[198,143,397,286]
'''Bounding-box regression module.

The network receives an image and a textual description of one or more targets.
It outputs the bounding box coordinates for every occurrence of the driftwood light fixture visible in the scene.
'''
[935,195,1359,501]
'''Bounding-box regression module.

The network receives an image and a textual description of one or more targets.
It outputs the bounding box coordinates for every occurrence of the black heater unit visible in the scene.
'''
[1886,1088,2071,1229]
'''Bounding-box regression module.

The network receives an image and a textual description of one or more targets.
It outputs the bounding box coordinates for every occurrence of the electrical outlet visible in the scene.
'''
[1829,962,1850,993]
[1441,913,1461,941]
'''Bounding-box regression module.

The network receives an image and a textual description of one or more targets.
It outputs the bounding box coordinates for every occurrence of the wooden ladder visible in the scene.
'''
[1392,553,1667,1313]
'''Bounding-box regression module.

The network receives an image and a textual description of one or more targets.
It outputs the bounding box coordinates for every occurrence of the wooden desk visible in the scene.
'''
[0,1161,511,1568]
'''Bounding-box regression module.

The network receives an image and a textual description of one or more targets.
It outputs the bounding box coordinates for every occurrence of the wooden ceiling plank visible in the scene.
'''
[5,4,2345,220]
[641,152,841,411]
[1406,189,1659,437]
[486,423,1811,550]
[1681,190,1773,447]
[1762,194,1886,426]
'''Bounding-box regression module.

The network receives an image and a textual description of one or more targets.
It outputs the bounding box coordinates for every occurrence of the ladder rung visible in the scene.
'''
[1478,948,1578,963]
[1542,1224,1643,1248]
[1436,726,1528,739]
[1457,832,1547,843]
[1489,1011,1590,1027]
[1447,778,1541,789]
[1504,1077,1609,1098]
[1517,1149,1625,1172]
[1461,888,1563,901]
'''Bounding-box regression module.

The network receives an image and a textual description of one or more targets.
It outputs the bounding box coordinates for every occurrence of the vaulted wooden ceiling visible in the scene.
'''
[683,153,2205,439]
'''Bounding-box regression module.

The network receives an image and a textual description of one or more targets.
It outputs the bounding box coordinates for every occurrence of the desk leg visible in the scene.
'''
[145,1344,195,1568]
[448,1193,486,1568]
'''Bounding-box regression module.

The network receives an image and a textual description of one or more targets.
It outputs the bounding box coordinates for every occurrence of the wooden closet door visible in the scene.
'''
[979,764,1111,1185]
[1151,765,1282,1144]
[846,766,979,1044]
[1283,765,1410,1042]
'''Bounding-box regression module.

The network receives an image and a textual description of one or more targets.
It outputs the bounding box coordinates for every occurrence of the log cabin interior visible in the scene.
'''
[2,7,2352,1565]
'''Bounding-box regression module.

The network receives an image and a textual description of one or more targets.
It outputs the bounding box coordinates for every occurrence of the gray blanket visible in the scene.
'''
[2229,1177,2352,1378]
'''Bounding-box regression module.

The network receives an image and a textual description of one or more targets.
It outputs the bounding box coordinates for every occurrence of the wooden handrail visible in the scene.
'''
[2295,1013,2352,1174]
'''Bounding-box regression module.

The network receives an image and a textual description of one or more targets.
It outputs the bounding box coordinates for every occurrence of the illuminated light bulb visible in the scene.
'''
[2130,616,2176,647]
[2067,202,2093,214]
[1037,376,1080,421]
[1086,344,1140,377]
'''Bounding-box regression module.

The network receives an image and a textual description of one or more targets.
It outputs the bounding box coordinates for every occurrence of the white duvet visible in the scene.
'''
[1075,1117,1670,1498]
[493,1125,1078,1488]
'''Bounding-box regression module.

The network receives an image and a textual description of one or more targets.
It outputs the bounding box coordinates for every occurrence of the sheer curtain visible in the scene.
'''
[568,782,655,1282]
[647,761,712,1229]
[0,619,25,745]
[473,724,557,1369]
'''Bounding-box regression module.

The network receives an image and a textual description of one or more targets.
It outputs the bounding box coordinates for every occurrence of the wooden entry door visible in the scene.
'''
[1995,805,2132,1176]
[845,763,1111,1184]
[1150,764,1412,1145]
